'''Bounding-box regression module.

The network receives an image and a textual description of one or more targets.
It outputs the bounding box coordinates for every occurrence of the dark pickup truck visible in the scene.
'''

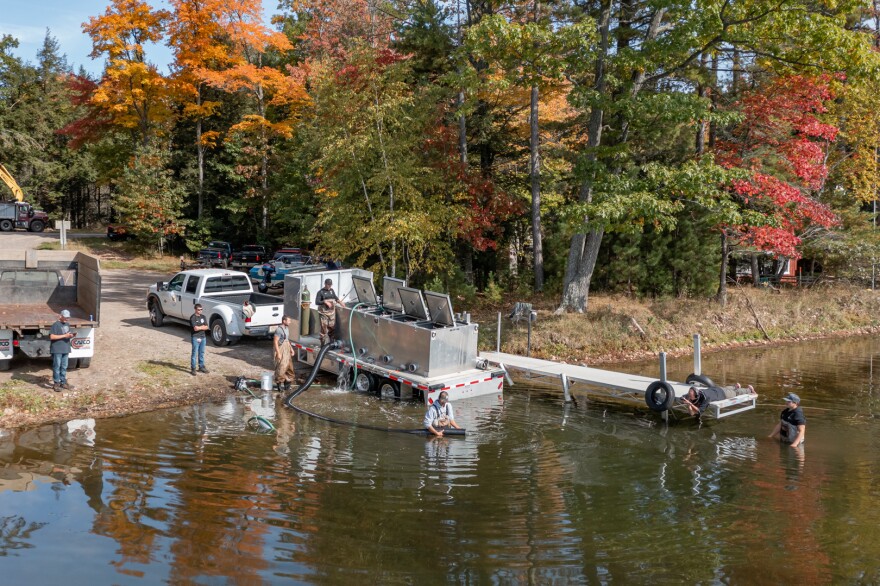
[231,245,267,268]
[198,241,233,268]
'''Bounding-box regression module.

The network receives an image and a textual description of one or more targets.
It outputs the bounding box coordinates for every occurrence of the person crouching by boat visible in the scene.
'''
[770,392,806,447]
[681,383,755,417]
[424,391,462,437]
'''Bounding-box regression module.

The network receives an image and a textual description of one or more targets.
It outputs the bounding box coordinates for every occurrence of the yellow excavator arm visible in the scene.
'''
[0,163,24,202]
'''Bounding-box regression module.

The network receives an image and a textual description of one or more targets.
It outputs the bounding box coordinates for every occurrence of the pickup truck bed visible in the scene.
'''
[206,292,281,306]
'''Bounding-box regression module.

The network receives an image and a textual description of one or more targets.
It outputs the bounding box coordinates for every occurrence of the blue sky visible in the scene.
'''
[1,0,276,76]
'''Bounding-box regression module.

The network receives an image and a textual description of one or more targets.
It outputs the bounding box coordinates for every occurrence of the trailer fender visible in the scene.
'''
[645,381,676,412]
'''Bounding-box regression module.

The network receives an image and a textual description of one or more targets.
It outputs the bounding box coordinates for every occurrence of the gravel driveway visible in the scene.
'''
[0,232,283,430]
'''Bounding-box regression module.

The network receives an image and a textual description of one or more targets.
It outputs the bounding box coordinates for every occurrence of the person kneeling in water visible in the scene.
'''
[681,383,755,417]
[424,391,462,437]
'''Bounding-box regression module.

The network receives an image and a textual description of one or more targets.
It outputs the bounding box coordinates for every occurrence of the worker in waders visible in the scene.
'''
[273,315,296,391]
[315,278,339,345]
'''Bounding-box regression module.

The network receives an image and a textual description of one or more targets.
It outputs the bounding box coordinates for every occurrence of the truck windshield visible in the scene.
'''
[203,275,251,293]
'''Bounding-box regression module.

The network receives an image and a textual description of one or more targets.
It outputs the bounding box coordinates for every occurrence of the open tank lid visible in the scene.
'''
[398,286,429,320]
[352,274,378,305]
[382,276,406,312]
[424,290,455,327]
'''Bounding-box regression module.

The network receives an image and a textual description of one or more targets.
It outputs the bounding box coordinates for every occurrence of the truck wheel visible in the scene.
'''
[210,319,229,346]
[78,357,91,369]
[28,220,45,233]
[0,219,12,232]
[354,371,375,393]
[69,358,80,369]
[148,299,165,327]
[0,359,10,371]
[378,379,400,399]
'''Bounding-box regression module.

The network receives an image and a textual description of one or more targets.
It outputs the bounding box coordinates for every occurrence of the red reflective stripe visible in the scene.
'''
[455,383,465,388]
[417,385,429,391]
[498,381,503,389]
[470,380,479,385]
[389,375,399,381]
[442,386,450,391]
[483,377,492,382]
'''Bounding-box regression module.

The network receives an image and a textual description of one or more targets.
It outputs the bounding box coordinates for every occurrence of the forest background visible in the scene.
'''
[3,0,880,315]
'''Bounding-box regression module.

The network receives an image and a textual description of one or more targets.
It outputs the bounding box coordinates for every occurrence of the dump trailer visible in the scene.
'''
[0,249,101,371]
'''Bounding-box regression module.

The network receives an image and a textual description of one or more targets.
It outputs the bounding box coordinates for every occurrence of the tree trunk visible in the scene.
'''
[530,84,544,292]
[716,230,728,306]
[196,86,205,219]
[751,253,760,287]
[458,90,467,167]
[557,0,611,314]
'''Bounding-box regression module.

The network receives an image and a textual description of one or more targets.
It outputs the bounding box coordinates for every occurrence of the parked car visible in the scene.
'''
[231,244,267,268]
[107,225,132,241]
[146,268,283,346]
[198,241,233,268]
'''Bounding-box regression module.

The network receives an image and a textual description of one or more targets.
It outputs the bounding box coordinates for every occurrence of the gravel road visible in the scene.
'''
[0,231,283,430]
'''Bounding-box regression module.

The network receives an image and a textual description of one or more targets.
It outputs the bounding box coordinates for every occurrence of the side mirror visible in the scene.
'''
[28,208,35,217]
[156,282,167,291]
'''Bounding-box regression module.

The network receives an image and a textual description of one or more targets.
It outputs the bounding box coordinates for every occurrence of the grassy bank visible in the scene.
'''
[38,238,181,271]
[474,283,880,364]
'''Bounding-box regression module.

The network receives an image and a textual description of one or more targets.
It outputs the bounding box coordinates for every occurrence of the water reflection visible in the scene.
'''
[3,337,880,582]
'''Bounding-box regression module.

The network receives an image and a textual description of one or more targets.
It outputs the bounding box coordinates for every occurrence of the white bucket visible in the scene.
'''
[261,372,274,391]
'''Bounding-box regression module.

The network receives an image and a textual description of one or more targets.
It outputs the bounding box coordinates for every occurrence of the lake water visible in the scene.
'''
[2,335,880,584]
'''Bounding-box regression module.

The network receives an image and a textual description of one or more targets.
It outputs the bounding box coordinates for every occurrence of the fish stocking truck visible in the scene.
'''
[281,267,507,405]
[147,268,283,345]
[0,249,100,371]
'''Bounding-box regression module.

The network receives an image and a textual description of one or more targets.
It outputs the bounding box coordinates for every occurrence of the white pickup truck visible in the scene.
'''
[146,269,283,346]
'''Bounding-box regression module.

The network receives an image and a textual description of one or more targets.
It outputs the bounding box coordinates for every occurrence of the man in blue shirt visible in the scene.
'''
[49,309,76,392]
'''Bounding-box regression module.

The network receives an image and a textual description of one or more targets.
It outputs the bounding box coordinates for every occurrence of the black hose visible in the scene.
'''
[282,343,466,436]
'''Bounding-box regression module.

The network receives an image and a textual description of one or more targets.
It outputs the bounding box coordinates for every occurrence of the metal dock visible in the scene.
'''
[481,346,757,419]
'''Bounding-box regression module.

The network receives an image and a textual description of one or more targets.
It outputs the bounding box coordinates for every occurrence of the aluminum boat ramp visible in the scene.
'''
[481,348,757,419]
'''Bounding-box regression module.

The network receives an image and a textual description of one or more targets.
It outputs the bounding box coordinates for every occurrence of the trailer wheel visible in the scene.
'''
[210,319,230,346]
[28,220,45,233]
[645,381,676,412]
[354,371,375,393]
[686,373,715,387]
[0,219,13,232]
[379,379,400,399]
[0,359,10,371]
[78,357,91,369]
[148,299,165,327]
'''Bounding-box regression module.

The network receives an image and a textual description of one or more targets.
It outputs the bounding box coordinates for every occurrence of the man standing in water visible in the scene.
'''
[273,315,295,391]
[424,391,463,437]
[770,392,806,447]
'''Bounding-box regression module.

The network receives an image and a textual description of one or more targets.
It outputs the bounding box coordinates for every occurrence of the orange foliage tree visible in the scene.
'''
[82,0,172,147]
[199,0,306,228]
[167,0,230,218]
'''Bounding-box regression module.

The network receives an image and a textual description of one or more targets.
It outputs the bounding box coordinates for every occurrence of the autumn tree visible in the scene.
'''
[83,0,172,147]
[199,0,304,229]
[167,0,229,219]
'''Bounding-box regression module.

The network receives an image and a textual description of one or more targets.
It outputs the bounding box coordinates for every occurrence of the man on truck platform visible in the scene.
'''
[315,279,339,346]
[49,309,76,392]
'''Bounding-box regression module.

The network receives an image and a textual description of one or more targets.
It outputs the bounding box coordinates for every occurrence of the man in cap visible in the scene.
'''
[769,392,806,447]
[49,309,76,392]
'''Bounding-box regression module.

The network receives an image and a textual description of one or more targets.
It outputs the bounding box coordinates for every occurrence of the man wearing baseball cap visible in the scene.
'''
[769,392,806,447]
[49,309,76,392]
